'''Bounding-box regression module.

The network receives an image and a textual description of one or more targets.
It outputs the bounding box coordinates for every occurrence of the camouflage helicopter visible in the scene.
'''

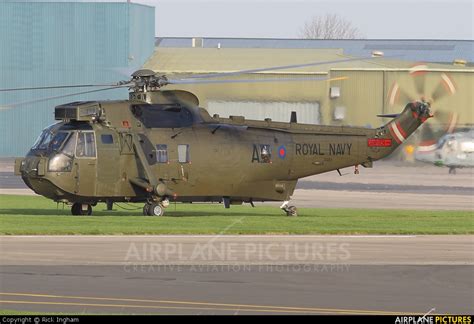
[415,130,474,174]
[4,58,439,216]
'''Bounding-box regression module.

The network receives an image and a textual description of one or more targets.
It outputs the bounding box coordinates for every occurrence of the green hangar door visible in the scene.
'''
[207,101,321,124]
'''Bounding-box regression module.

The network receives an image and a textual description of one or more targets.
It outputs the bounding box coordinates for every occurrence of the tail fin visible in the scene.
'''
[368,101,433,160]
[384,101,432,145]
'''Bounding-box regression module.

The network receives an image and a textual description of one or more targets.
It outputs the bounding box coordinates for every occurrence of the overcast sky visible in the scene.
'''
[39,0,474,39]
[150,0,474,39]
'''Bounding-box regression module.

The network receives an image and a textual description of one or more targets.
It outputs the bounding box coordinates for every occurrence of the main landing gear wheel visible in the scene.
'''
[449,167,456,175]
[143,202,165,216]
[71,203,92,216]
[280,201,298,217]
[285,206,298,217]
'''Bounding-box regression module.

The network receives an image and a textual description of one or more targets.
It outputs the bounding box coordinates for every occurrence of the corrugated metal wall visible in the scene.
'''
[164,73,328,126]
[208,101,320,124]
[328,70,384,128]
[0,2,155,157]
[329,69,474,129]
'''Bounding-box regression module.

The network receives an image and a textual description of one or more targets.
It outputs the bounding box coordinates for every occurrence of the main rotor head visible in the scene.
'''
[129,69,170,91]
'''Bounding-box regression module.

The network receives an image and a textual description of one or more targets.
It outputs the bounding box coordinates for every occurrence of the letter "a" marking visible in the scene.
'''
[252,144,260,163]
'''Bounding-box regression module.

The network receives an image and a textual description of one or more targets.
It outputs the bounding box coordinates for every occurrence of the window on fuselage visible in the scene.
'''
[178,144,190,163]
[131,104,194,128]
[156,144,168,163]
[101,134,114,144]
[260,144,272,163]
[76,132,96,158]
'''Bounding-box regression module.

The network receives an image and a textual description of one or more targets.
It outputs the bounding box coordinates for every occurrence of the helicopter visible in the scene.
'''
[4,57,442,216]
[415,130,474,174]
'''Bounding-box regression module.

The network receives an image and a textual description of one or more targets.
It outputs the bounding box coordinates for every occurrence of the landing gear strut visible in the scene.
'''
[280,201,297,217]
[106,199,114,211]
[143,198,169,216]
[354,164,360,175]
[71,203,92,216]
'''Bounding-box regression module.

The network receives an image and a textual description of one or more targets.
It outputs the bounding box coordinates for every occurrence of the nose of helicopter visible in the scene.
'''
[16,156,67,200]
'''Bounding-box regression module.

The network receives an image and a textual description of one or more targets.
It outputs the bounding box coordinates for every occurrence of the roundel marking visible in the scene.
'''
[278,145,286,159]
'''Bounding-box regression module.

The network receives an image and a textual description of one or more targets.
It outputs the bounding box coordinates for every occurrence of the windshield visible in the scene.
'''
[31,132,46,150]
[33,130,53,150]
[47,133,76,172]
[31,123,62,151]
[50,132,70,152]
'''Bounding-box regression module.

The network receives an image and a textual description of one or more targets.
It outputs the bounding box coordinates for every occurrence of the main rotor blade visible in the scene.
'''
[169,76,348,85]
[181,56,394,80]
[0,84,123,92]
[0,85,130,110]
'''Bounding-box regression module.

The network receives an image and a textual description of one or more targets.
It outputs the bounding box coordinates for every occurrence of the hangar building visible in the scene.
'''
[0,0,155,156]
[146,40,473,133]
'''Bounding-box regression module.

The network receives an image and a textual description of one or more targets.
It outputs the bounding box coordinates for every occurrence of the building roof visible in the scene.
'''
[156,37,474,64]
[144,47,472,75]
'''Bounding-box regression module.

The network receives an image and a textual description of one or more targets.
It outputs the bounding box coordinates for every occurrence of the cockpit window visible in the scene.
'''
[437,137,447,149]
[32,132,46,150]
[62,133,77,157]
[31,123,62,151]
[47,132,76,173]
[37,131,54,150]
[76,132,96,158]
[50,132,70,152]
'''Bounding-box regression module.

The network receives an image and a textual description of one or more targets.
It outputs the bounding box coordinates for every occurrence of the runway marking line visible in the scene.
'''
[0,292,408,315]
[0,300,345,314]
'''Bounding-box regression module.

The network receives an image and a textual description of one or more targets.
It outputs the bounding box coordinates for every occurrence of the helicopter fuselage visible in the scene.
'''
[16,92,432,213]
[415,131,474,173]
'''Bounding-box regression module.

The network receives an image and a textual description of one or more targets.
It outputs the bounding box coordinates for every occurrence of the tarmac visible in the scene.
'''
[0,235,473,314]
[1,235,473,266]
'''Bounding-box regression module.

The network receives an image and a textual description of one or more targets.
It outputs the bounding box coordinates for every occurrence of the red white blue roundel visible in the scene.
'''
[278,145,286,159]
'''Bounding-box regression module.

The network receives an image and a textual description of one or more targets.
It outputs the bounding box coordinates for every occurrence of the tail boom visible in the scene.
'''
[368,101,433,161]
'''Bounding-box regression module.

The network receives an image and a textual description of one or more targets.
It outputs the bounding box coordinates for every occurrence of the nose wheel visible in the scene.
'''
[71,203,92,216]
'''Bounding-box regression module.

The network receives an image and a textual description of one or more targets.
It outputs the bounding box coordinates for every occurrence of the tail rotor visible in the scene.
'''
[387,63,459,149]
